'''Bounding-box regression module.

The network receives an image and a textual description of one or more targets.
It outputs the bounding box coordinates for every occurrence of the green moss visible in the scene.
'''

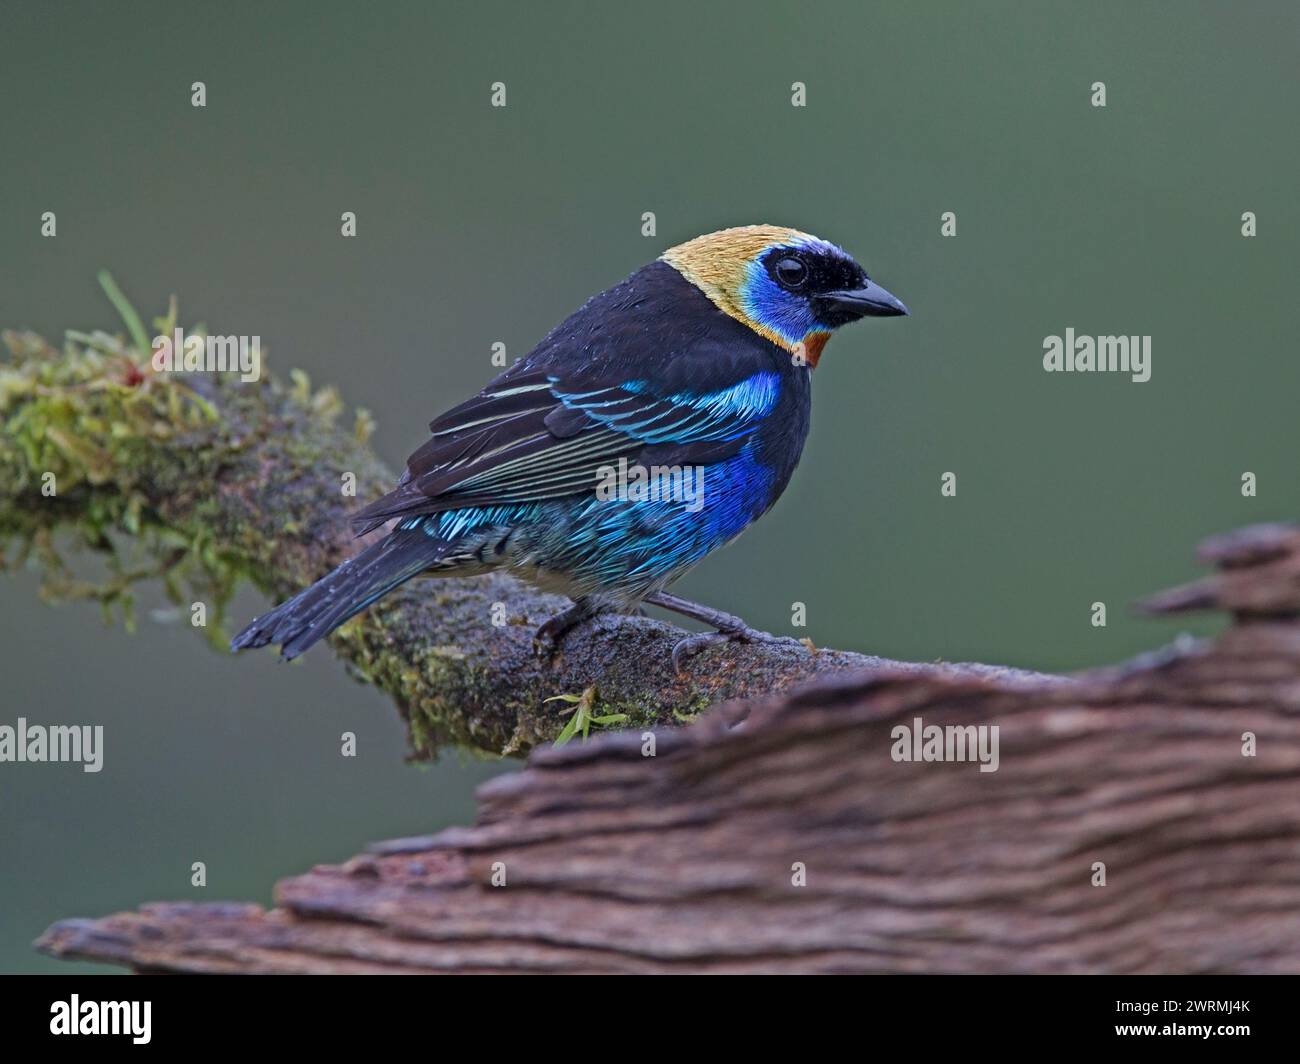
[0,328,240,636]
[1,284,714,762]
[0,275,384,649]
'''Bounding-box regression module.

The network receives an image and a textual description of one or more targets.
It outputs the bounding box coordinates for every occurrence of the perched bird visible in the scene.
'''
[231,225,908,669]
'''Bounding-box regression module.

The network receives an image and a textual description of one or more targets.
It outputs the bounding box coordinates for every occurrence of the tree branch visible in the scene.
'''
[35,522,1300,973]
[0,328,1043,757]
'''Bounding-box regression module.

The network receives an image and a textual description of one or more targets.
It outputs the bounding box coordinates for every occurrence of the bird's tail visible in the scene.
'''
[230,529,449,660]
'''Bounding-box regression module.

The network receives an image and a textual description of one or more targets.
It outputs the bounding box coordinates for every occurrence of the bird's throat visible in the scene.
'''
[801,331,830,369]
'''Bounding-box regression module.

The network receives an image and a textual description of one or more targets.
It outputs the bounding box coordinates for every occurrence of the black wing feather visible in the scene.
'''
[351,263,789,535]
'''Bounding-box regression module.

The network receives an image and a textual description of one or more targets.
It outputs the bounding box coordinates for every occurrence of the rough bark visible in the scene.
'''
[12,327,1299,973]
[35,523,1300,973]
[0,328,1039,757]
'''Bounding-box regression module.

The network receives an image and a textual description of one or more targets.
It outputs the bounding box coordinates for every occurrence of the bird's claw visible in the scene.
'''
[671,625,796,675]
[532,600,603,662]
[532,631,558,661]
[670,631,731,674]
[532,616,572,661]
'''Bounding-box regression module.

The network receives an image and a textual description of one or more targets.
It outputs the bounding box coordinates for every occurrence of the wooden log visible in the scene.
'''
[37,524,1300,973]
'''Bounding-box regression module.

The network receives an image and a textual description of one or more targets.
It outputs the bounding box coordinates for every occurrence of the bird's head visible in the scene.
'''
[661,225,908,367]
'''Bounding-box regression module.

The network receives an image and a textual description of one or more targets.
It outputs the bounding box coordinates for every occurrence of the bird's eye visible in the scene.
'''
[774,257,809,289]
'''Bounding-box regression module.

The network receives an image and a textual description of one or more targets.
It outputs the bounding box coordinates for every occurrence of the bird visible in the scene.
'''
[230,225,908,671]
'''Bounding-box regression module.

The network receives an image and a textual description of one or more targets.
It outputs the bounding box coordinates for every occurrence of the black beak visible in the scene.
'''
[820,279,910,319]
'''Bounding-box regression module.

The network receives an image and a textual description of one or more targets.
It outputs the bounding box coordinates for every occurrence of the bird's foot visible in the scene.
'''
[532,598,601,661]
[670,622,793,675]
[643,590,800,674]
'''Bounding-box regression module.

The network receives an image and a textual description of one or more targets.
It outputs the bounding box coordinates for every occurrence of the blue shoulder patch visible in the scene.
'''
[670,371,781,421]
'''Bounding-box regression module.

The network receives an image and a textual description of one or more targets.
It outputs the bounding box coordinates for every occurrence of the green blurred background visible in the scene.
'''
[2,1,1297,972]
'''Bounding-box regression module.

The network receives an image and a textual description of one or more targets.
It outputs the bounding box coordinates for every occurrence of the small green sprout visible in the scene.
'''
[547,685,628,746]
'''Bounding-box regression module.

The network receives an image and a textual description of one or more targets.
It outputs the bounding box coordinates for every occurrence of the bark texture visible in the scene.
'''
[11,327,1298,973]
[36,523,1300,973]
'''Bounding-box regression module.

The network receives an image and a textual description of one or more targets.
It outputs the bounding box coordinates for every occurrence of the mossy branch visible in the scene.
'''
[0,319,1040,757]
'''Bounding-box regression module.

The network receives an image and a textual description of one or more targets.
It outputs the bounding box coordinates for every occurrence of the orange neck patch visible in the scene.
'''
[801,331,831,369]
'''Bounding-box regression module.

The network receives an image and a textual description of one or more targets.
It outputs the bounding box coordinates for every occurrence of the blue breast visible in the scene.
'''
[405,441,779,595]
